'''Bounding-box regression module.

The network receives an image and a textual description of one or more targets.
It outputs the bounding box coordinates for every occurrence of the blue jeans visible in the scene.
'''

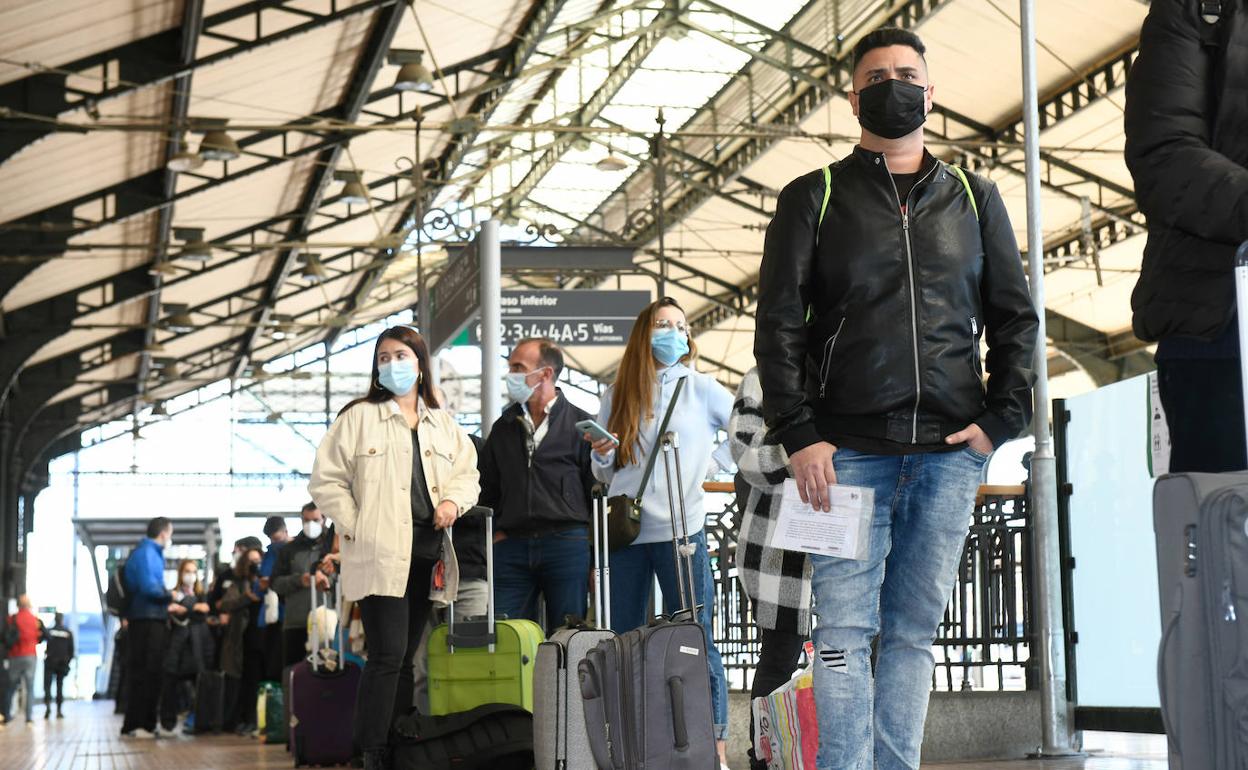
[610,530,730,741]
[492,526,591,632]
[811,447,987,770]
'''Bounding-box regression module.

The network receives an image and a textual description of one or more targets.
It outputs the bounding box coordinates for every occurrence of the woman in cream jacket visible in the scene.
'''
[309,325,479,769]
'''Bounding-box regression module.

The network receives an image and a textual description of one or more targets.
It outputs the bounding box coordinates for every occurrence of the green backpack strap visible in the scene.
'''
[949,165,979,221]
[807,164,833,325]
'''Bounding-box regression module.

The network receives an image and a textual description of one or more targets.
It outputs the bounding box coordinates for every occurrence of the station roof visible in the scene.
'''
[0,0,1154,469]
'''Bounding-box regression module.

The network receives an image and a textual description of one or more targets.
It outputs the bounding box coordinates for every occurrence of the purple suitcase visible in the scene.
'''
[291,579,360,767]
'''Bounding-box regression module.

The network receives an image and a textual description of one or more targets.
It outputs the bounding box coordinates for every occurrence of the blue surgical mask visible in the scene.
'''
[505,371,537,403]
[651,329,690,367]
[378,359,419,395]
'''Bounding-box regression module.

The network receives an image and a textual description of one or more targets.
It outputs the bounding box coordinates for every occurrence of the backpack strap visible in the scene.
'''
[949,165,979,221]
[817,164,832,233]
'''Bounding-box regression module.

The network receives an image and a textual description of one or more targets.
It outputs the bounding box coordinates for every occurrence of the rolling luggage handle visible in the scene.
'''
[307,569,344,673]
[591,483,611,629]
[445,505,495,653]
[660,431,700,616]
[1235,241,1248,448]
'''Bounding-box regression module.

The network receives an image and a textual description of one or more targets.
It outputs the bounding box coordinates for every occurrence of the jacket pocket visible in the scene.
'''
[818,316,847,399]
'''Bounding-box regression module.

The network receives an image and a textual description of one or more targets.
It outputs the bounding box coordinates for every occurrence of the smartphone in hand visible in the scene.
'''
[576,419,619,445]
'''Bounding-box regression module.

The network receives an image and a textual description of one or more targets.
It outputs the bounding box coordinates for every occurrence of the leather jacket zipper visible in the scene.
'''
[971,316,982,378]
[883,156,939,443]
[818,316,847,399]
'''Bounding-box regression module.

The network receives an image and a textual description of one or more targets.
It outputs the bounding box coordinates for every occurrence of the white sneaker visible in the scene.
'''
[131,728,157,739]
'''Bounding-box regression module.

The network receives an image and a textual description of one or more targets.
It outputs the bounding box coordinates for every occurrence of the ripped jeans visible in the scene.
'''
[809,447,987,770]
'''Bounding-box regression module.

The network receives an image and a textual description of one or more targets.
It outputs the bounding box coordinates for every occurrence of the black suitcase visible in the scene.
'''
[577,431,717,769]
[193,669,225,733]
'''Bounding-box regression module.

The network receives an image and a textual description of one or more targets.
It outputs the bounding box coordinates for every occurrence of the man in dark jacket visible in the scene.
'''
[257,515,289,681]
[1125,0,1248,473]
[754,28,1037,769]
[272,503,332,667]
[480,338,596,631]
[42,612,74,719]
[121,517,174,738]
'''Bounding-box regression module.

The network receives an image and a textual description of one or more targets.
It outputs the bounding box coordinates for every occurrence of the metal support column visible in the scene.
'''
[70,449,80,698]
[479,220,502,439]
[1020,0,1080,757]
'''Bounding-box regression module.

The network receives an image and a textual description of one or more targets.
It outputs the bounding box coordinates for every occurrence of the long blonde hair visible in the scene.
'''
[607,297,698,468]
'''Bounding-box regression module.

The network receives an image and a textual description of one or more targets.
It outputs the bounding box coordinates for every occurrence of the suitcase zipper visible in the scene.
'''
[818,316,847,399]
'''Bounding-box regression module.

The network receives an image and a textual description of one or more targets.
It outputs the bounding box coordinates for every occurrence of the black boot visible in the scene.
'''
[43,709,50,720]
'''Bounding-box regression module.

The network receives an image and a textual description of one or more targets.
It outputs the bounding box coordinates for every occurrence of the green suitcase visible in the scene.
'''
[427,507,544,715]
[256,680,287,744]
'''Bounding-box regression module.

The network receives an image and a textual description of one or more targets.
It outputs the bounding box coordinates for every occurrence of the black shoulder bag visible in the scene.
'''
[606,377,686,552]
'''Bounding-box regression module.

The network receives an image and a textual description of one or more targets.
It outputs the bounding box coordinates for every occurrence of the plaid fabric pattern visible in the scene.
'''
[729,369,812,635]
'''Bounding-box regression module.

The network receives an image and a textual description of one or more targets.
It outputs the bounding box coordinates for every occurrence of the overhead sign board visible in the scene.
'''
[428,241,480,352]
[469,289,651,347]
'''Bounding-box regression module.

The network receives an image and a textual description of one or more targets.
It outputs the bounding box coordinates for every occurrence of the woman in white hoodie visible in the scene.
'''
[309,325,479,769]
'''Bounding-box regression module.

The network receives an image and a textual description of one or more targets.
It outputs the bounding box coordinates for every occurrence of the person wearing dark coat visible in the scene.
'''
[159,561,214,732]
[41,612,75,719]
[217,547,263,734]
[1125,0,1248,473]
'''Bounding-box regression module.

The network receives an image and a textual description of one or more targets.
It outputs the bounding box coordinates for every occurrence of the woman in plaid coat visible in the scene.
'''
[730,367,812,770]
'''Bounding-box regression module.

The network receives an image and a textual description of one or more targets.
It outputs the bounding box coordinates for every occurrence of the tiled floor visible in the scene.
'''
[0,700,1168,770]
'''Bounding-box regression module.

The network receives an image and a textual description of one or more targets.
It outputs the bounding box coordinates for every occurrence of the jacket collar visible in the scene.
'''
[385,398,434,426]
[658,362,690,384]
[851,145,940,175]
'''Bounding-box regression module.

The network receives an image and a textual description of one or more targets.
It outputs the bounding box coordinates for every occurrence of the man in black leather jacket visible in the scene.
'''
[755,27,1037,770]
[1125,0,1248,473]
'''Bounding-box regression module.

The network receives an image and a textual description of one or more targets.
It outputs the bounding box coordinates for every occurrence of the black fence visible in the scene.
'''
[703,484,1034,693]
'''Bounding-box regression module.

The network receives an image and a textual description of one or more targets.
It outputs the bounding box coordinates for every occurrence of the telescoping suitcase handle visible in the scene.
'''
[659,431,700,616]
[445,505,496,653]
[1235,241,1248,449]
[590,483,611,630]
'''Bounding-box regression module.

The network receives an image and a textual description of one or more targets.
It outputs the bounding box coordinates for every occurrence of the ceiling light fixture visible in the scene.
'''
[334,169,369,205]
[152,357,182,378]
[149,400,169,418]
[298,252,328,283]
[195,118,241,161]
[160,304,195,334]
[167,134,204,172]
[148,259,179,277]
[267,314,296,341]
[143,341,166,354]
[173,226,213,262]
[389,49,435,93]
[596,152,628,172]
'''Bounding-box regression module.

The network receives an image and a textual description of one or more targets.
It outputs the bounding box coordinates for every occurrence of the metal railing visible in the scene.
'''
[702,482,1034,693]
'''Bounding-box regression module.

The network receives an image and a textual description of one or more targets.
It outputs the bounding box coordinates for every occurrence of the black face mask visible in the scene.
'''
[855,79,928,140]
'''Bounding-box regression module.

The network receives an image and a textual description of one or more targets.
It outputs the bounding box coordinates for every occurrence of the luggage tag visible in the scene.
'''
[772,478,874,560]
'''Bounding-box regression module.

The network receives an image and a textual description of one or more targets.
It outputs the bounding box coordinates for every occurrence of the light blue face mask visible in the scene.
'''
[378,358,419,395]
[505,370,539,403]
[651,328,690,367]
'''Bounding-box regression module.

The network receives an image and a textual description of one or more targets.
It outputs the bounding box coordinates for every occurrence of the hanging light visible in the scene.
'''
[298,252,328,282]
[149,400,169,419]
[143,340,166,354]
[173,227,213,262]
[148,259,179,277]
[152,357,182,378]
[596,152,628,172]
[389,49,434,93]
[265,410,284,424]
[334,169,369,205]
[167,134,204,172]
[267,314,296,341]
[160,304,195,334]
[195,118,241,161]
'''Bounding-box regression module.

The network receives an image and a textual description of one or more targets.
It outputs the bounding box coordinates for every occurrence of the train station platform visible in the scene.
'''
[0,699,1168,770]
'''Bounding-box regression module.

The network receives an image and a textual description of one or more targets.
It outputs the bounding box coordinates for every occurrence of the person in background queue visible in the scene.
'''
[161,561,213,732]
[272,503,333,667]
[310,325,480,770]
[588,297,734,768]
[121,518,175,739]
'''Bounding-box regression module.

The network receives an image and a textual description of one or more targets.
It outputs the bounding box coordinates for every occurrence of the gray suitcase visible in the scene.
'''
[577,431,717,769]
[533,487,616,769]
[1154,474,1248,769]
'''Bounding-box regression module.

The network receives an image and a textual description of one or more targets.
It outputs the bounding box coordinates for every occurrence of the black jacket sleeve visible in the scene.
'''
[755,169,824,455]
[972,179,1039,448]
[478,425,502,516]
[1124,0,1248,245]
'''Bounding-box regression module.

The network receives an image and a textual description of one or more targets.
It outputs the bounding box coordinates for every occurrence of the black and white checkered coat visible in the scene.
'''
[729,368,812,635]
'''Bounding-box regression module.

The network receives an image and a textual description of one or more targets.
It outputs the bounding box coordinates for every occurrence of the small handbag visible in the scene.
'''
[606,377,686,551]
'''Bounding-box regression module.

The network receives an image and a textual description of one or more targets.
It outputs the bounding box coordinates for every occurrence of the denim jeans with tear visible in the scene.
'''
[810,446,987,770]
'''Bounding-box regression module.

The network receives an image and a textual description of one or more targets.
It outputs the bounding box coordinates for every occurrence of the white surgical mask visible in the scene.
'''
[181,573,196,589]
[303,521,323,540]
